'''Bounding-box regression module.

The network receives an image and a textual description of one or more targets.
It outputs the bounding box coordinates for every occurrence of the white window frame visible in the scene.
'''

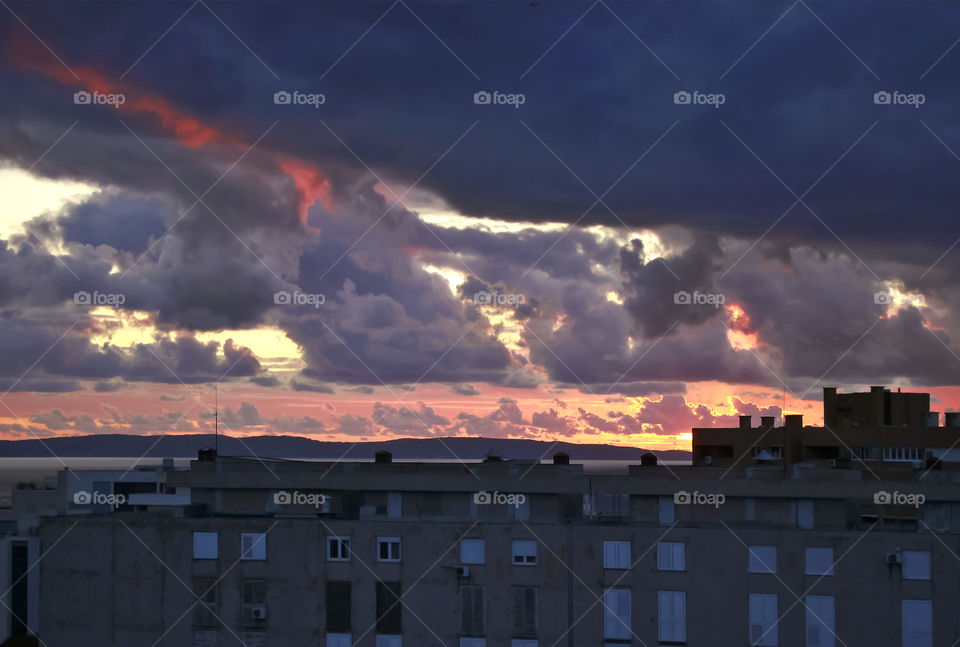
[805,595,835,647]
[657,542,685,571]
[460,538,485,565]
[901,599,932,647]
[377,536,401,563]
[748,546,777,574]
[884,447,922,462]
[603,541,630,569]
[804,547,834,576]
[240,533,266,561]
[602,588,631,640]
[749,593,778,646]
[327,536,351,562]
[902,550,931,580]
[658,590,686,642]
[193,532,218,560]
[512,539,537,566]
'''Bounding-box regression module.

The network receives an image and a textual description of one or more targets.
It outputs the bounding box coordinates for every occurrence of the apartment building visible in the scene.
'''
[4,386,957,646]
[693,386,960,469]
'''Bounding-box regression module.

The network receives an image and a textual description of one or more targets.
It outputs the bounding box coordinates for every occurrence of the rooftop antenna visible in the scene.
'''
[214,383,219,454]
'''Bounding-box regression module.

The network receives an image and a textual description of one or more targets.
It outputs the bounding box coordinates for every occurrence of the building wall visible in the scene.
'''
[37,485,960,647]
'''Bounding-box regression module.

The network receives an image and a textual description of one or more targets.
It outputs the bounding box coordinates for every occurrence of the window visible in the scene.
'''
[659,496,675,524]
[378,537,401,562]
[511,586,537,639]
[902,551,931,580]
[805,595,835,647]
[901,600,932,647]
[240,533,266,561]
[460,539,485,564]
[327,536,351,562]
[603,541,630,569]
[241,633,265,647]
[512,540,537,566]
[797,500,815,529]
[461,585,485,637]
[193,532,218,560]
[658,590,686,642]
[744,498,757,521]
[884,447,922,462]
[327,635,352,647]
[387,492,402,518]
[192,630,217,647]
[603,588,631,640]
[509,497,531,521]
[326,581,351,633]
[377,637,402,647]
[460,639,486,647]
[192,579,217,627]
[804,548,834,576]
[511,641,537,647]
[748,546,777,574]
[749,594,778,646]
[376,582,402,634]
[240,580,266,625]
[657,542,685,571]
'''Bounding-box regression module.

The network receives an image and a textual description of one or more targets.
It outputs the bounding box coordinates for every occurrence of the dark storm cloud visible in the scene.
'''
[0,314,263,384]
[1,1,960,394]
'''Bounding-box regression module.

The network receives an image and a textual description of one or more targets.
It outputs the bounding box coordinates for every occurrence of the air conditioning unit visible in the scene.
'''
[455,566,470,577]
[886,552,901,565]
[251,606,268,620]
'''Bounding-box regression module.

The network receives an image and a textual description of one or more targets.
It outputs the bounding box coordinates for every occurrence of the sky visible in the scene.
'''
[1,1,960,451]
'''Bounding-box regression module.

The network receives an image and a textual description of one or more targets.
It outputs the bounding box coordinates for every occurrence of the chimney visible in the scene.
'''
[739,415,752,429]
[926,412,940,427]
[760,416,775,430]
[375,450,393,464]
[785,414,803,429]
[822,387,838,428]
[198,447,217,462]
[945,412,960,427]
[553,452,570,465]
[870,386,886,426]
[640,452,658,467]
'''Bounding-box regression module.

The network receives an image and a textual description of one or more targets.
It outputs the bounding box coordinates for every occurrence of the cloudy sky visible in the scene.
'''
[1,0,959,450]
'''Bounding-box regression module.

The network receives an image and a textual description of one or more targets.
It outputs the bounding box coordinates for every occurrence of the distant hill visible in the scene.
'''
[0,434,690,462]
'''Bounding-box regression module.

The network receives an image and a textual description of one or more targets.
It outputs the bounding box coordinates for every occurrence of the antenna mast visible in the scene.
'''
[214,383,219,453]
